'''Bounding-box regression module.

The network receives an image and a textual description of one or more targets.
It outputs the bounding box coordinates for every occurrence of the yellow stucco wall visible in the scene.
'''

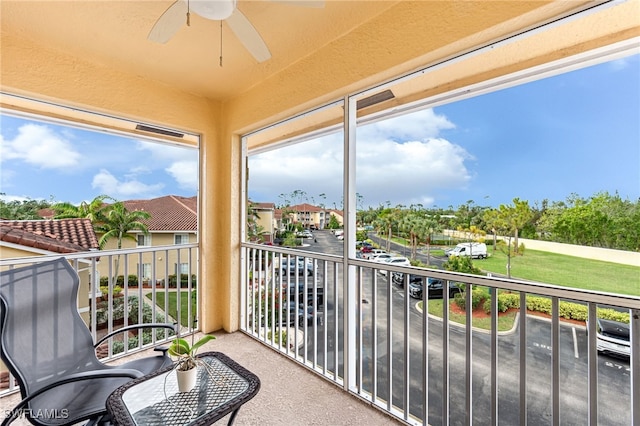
[97,233,197,282]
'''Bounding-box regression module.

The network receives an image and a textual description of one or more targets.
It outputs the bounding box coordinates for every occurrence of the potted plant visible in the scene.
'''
[168,334,216,392]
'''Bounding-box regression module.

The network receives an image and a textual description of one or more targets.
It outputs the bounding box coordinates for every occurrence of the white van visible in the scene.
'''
[446,242,487,259]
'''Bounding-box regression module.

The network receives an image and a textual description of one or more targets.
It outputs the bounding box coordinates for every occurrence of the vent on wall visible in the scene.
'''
[135,124,184,138]
[356,89,395,110]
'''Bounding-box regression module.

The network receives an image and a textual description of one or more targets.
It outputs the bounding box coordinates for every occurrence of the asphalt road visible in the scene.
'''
[282,230,632,425]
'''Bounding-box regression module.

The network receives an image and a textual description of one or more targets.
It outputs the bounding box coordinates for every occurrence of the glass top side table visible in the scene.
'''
[107,351,260,426]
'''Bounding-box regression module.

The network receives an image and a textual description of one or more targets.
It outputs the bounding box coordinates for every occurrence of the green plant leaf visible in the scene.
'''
[190,334,215,355]
[168,338,191,357]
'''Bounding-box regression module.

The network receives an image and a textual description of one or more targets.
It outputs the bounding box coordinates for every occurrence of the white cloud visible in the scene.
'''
[248,108,472,208]
[356,137,473,207]
[92,169,164,198]
[1,124,81,168]
[166,161,198,191]
[360,108,455,141]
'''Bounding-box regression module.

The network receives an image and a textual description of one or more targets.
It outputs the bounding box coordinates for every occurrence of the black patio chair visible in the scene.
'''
[0,258,176,426]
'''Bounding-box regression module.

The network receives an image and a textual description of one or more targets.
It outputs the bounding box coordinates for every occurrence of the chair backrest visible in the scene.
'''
[0,258,102,398]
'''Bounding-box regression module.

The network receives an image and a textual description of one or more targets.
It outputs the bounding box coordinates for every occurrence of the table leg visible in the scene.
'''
[227,408,241,426]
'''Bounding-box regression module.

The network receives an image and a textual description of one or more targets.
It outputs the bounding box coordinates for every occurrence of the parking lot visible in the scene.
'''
[297,229,632,425]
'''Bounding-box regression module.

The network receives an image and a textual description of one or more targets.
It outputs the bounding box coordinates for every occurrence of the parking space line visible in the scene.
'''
[572,327,579,358]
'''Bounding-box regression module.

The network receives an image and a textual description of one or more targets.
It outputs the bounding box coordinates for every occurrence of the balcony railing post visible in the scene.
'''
[631,308,640,426]
[343,93,357,393]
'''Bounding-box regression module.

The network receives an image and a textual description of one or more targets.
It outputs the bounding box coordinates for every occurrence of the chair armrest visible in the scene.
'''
[1,369,143,426]
[94,323,176,348]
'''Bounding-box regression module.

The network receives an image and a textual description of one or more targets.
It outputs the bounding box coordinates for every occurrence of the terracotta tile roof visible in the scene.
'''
[122,195,197,232]
[0,219,99,253]
[251,202,275,210]
[290,203,323,212]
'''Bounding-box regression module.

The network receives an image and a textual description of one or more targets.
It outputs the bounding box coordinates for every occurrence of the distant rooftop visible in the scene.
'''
[0,218,99,254]
[123,195,197,232]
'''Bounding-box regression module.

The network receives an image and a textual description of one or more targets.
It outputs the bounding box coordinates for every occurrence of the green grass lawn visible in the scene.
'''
[477,249,639,296]
[146,291,197,327]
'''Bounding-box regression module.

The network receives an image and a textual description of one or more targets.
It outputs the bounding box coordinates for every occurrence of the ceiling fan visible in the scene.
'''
[148,0,324,64]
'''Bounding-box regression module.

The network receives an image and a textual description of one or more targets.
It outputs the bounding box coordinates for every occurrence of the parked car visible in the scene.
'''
[378,256,411,275]
[590,318,630,358]
[285,301,316,326]
[295,230,313,239]
[279,257,314,276]
[359,243,373,253]
[371,253,394,263]
[364,249,387,260]
[410,277,463,299]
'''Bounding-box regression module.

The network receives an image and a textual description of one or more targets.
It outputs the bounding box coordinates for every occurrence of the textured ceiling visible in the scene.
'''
[1,0,399,100]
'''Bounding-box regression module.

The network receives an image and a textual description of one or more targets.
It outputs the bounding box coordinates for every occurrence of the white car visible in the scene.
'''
[370,253,394,263]
[364,249,387,260]
[378,256,411,274]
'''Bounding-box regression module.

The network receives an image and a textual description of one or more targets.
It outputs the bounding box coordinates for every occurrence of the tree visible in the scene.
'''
[511,198,533,252]
[482,209,502,251]
[373,208,401,252]
[94,202,151,285]
[421,217,442,266]
[442,255,482,275]
[51,194,114,221]
[327,214,340,229]
[246,202,263,242]
[0,195,53,219]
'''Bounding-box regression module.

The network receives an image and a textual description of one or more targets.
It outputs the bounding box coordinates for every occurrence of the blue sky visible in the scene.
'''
[1,54,638,210]
[0,119,198,205]
[249,54,640,209]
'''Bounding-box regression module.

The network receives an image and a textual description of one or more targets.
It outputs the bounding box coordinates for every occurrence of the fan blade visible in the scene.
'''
[148,0,188,44]
[226,9,271,63]
[270,0,324,8]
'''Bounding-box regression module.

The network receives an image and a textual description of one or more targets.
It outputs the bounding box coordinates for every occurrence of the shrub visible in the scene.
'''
[100,275,140,287]
[454,287,485,310]
[523,296,630,323]
[168,274,197,288]
[483,292,520,314]
[99,285,122,298]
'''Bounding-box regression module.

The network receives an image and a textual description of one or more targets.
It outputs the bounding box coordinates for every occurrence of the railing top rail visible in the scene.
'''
[242,241,341,263]
[0,243,199,267]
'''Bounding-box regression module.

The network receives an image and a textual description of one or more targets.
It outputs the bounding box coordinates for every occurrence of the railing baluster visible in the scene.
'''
[520,291,527,426]
[372,264,378,403]
[491,287,498,425]
[587,302,598,426]
[422,276,429,426]
[631,308,640,426]
[357,266,363,396]
[551,297,560,426]
[386,263,393,413]
[442,280,450,425]
[465,283,472,425]
[403,271,410,421]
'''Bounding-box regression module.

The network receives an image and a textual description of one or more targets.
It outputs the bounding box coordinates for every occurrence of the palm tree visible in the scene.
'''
[51,194,115,221]
[94,202,151,285]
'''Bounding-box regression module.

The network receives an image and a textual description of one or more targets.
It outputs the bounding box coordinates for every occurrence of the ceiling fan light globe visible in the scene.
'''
[189,0,236,20]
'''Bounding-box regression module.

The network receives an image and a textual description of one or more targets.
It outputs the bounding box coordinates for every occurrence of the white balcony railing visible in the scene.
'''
[0,244,199,397]
[241,242,640,426]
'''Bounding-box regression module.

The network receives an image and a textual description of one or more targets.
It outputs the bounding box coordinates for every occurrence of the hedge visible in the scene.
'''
[480,292,630,323]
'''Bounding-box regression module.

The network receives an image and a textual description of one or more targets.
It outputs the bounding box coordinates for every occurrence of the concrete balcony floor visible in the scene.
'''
[0,331,399,425]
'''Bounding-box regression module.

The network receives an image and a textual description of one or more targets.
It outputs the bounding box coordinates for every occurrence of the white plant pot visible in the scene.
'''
[176,367,198,392]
